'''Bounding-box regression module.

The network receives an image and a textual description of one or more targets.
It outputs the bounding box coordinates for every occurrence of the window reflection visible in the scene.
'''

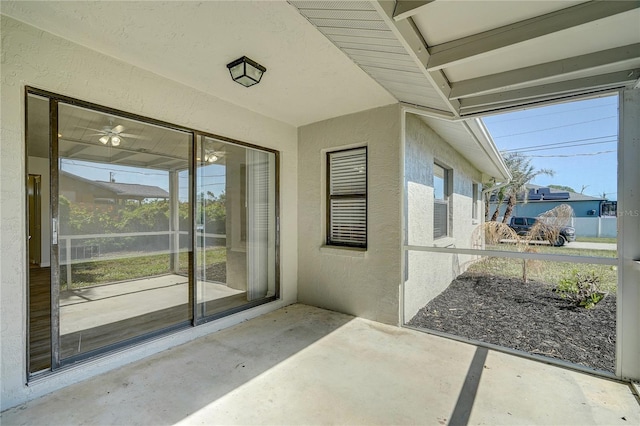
[57,103,192,360]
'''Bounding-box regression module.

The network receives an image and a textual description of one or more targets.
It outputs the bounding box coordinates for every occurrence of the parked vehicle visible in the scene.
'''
[508,216,576,246]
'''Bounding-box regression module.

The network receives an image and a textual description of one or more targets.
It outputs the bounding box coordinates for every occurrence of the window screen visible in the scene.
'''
[327,147,367,248]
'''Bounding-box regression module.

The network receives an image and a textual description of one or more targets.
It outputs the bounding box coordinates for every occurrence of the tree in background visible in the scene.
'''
[548,184,576,193]
[500,152,554,223]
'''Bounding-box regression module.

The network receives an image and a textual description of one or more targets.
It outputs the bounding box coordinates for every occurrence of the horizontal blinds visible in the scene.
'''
[328,147,367,247]
[330,198,366,245]
[329,148,366,195]
[434,200,448,239]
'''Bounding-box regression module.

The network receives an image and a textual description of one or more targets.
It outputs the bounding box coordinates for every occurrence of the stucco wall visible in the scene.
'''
[404,114,483,320]
[1,16,298,410]
[297,105,402,325]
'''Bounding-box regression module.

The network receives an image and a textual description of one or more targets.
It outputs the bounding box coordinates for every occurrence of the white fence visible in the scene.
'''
[497,216,617,238]
[59,231,226,288]
[571,217,617,238]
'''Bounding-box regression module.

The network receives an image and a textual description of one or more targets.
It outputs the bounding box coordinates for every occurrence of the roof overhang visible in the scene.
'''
[288,0,639,181]
[289,0,640,116]
[403,104,511,182]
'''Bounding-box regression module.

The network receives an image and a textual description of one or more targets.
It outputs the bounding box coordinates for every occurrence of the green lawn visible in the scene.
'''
[575,237,617,244]
[63,247,226,289]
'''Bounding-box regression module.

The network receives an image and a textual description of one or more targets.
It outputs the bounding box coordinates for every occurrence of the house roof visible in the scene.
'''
[61,170,169,199]
[490,184,605,203]
[526,184,605,202]
[91,181,170,199]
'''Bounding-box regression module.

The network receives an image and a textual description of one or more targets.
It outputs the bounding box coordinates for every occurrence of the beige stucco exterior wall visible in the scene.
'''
[404,114,483,320]
[0,16,298,410]
[297,105,402,325]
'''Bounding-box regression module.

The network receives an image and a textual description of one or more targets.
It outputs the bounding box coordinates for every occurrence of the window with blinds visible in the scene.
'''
[327,147,367,248]
[434,163,449,239]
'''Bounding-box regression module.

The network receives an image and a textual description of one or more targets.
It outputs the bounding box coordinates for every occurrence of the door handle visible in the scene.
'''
[52,218,58,245]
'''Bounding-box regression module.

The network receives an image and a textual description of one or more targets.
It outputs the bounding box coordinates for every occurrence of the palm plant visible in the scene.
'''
[500,152,554,223]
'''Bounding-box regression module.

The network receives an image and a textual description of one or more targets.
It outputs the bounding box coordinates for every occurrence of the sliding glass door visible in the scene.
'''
[26,89,279,374]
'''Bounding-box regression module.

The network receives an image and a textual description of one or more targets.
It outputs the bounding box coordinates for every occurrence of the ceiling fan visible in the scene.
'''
[87,123,142,147]
[202,149,225,163]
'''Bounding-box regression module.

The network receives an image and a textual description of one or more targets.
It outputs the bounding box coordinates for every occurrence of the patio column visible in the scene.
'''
[169,170,180,273]
[617,88,640,381]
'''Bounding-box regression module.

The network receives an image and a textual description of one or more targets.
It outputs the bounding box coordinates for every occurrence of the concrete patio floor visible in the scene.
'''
[2,304,639,425]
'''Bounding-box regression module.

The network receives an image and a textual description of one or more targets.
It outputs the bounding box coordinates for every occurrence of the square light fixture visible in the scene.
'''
[226,56,266,87]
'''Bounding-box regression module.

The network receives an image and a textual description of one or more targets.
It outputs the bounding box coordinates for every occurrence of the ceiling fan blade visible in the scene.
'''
[119,133,146,139]
[81,127,108,133]
[112,124,125,134]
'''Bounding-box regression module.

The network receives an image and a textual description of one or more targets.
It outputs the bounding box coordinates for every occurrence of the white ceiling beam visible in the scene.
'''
[146,157,176,167]
[62,144,88,158]
[427,1,640,71]
[450,43,640,99]
[393,0,435,21]
[372,0,460,117]
[458,92,617,120]
[399,102,456,120]
[110,151,137,163]
[459,69,640,112]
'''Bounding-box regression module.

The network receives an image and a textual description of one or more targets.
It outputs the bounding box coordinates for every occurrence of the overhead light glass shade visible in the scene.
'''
[226,56,266,87]
[110,136,121,146]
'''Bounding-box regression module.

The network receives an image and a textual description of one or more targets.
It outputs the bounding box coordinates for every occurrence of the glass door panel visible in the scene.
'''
[56,102,192,361]
[195,136,276,318]
[26,93,52,373]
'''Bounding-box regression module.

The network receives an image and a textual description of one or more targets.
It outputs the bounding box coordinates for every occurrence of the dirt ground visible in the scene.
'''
[407,272,616,373]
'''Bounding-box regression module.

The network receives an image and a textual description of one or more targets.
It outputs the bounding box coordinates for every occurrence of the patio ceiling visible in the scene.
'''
[290,0,640,118]
[2,1,396,127]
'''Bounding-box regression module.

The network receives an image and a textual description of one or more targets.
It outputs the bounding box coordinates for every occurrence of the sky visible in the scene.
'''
[482,95,618,201]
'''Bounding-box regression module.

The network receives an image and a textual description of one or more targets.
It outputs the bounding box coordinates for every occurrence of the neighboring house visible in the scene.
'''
[489,185,618,237]
[1,1,639,411]
[60,170,169,205]
[489,184,608,218]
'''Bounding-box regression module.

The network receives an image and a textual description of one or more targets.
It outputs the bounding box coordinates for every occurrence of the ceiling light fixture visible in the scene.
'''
[202,149,225,164]
[226,56,266,87]
[99,134,121,146]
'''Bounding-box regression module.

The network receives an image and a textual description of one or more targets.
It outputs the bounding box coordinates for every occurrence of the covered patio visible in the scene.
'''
[2,0,639,420]
[2,304,638,425]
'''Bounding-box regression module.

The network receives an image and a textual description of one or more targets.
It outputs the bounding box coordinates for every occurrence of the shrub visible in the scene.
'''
[556,269,605,309]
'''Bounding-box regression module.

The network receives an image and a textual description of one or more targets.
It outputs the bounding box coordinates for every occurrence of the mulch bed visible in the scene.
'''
[407,272,616,372]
